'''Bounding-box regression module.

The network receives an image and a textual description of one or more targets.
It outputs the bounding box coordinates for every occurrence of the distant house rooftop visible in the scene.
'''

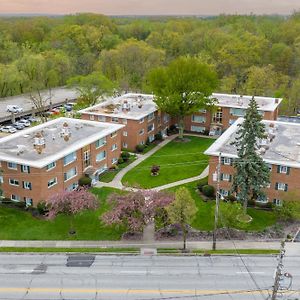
[205,118,300,169]
[79,93,158,120]
[0,118,124,168]
[212,93,282,111]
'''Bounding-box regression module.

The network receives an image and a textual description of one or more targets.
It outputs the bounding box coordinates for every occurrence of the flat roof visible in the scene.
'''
[212,93,282,111]
[0,118,124,168]
[79,93,158,120]
[80,93,281,119]
[205,118,300,169]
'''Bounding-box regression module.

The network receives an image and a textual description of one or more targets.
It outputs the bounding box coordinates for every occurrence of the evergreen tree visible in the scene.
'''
[231,97,270,213]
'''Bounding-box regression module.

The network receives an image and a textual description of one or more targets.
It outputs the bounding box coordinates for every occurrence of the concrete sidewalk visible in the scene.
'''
[0,239,282,250]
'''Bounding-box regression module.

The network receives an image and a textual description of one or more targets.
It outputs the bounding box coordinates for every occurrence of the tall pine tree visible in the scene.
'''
[231,97,270,213]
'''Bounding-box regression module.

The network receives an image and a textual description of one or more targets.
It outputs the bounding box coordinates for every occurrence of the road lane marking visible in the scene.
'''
[236,272,265,274]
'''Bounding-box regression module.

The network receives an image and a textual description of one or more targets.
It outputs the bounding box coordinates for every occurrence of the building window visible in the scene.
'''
[97,164,108,175]
[46,162,56,171]
[139,129,144,135]
[213,108,223,124]
[96,151,106,162]
[90,115,95,121]
[63,152,77,166]
[267,164,272,171]
[111,144,118,151]
[9,179,19,186]
[147,123,154,133]
[198,109,207,113]
[122,118,127,124]
[277,165,290,174]
[67,182,78,191]
[22,181,32,190]
[275,182,288,191]
[148,112,154,121]
[139,118,144,123]
[64,167,77,182]
[140,141,145,145]
[11,194,20,202]
[24,197,33,207]
[149,135,155,143]
[112,158,118,164]
[110,131,117,138]
[221,173,232,182]
[21,165,30,173]
[123,142,128,148]
[0,176,3,184]
[7,162,17,170]
[112,117,119,123]
[256,195,268,203]
[98,115,106,122]
[219,189,229,197]
[48,177,57,188]
[123,131,128,137]
[230,108,245,117]
[192,115,206,123]
[222,157,233,166]
[95,137,106,148]
[83,147,91,168]
[191,126,205,133]
[273,199,282,206]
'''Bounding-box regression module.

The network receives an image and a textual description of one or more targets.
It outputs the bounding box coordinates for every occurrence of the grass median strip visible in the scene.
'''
[192,249,280,255]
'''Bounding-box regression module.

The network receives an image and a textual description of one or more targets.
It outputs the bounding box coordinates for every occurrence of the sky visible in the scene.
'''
[0,0,300,15]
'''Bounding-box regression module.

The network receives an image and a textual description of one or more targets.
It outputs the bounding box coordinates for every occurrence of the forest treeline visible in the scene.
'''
[1,13,300,114]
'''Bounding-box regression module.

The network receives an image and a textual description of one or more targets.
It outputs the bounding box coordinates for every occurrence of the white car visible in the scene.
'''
[1,126,17,133]
[6,105,23,113]
[18,119,31,127]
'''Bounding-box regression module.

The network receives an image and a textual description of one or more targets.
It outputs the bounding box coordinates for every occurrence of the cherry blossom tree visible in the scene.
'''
[46,187,98,234]
[102,190,174,233]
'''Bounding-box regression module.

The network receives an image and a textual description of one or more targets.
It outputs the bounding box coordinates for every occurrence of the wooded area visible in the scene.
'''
[1,13,300,114]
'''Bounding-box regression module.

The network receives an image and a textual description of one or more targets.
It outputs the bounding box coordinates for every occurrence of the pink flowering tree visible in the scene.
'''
[102,190,174,233]
[46,187,98,234]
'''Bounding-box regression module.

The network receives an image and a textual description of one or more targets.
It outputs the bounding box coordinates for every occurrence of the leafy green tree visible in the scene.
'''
[166,187,198,250]
[218,201,243,228]
[231,97,270,213]
[68,71,116,107]
[147,56,218,139]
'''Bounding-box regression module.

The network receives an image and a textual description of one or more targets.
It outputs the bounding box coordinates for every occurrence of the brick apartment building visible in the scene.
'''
[204,118,300,206]
[184,93,282,135]
[0,117,124,206]
[80,93,170,151]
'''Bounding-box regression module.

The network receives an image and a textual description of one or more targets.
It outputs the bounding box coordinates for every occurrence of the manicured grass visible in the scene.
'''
[0,187,125,240]
[99,155,137,183]
[192,249,280,255]
[167,181,278,232]
[122,136,215,188]
[0,247,139,253]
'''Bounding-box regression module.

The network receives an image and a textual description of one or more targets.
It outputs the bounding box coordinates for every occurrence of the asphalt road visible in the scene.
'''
[0,254,299,300]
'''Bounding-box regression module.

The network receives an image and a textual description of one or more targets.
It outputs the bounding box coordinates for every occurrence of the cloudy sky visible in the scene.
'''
[0,0,300,15]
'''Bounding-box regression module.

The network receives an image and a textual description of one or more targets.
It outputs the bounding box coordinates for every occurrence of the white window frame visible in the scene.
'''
[148,112,154,121]
[112,158,118,164]
[90,115,95,121]
[223,157,232,165]
[63,152,77,166]
[192,115,206,124]
[273,199,282,206]
[111,144,118,151]
[139,118,144,124]
[222,173,231,182]
[122,142,128,148]
[147,123,154,133]
[9,178,19,186]
[95,137,106,149]
[46,162,56,171]
[111,117,119,123]
[277,183,286,191]
[48,177,58,188]
[110,131,117,138]
[98,115,106,122]
[8,162,17,170]
[67,182,78,191]
[123,131,128,137]
[191,125,205,133]
[139,129,144,135]
[23,181,32,190]
[96,150,106,162]
[11,194,20,202]
[279,165,288,174]
[122,118,127,124]
[64,167,77,182]
[21,165,30,173]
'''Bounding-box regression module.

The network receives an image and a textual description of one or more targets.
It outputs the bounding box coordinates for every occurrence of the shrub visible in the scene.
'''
[78,176,92,187]
[167,124,179,135]
[151,165,160,176]
[1,198,12,204]
[155,132,163,141]
[121,151,130,162]
[37,201,48,215]
[202,185,215,197]
[13,201,26,209]
[197,181,207,192]
[248,199,256,207]
[118,157,124,164]
[224,194,237,202]
[136,144,145,153]
[146,138,150,146]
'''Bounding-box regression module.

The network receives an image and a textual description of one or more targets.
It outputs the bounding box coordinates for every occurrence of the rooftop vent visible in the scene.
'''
[33,132,46,154]
[60,122,71,141]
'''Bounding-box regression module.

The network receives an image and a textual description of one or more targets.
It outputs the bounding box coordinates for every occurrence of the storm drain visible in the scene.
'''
[66,255,95,267]
[32,264,47,275]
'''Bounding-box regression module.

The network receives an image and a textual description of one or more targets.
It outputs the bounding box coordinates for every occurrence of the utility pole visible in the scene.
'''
[212,152,221,251]
[271,241,285,300]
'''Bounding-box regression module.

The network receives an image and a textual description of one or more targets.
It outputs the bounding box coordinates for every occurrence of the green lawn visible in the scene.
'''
[122,136,215,188]
[99,155,137,183]
[167,181,278,232]
[0,187,125,240]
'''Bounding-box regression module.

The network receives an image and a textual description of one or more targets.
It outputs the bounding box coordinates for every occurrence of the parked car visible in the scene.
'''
[64,104,73,112]
[49,108,60,115]
[6,105,23,113]
[27,116,38,123]
[12,122,25,130]
[18,119,31,127]
[1,126,17,133]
